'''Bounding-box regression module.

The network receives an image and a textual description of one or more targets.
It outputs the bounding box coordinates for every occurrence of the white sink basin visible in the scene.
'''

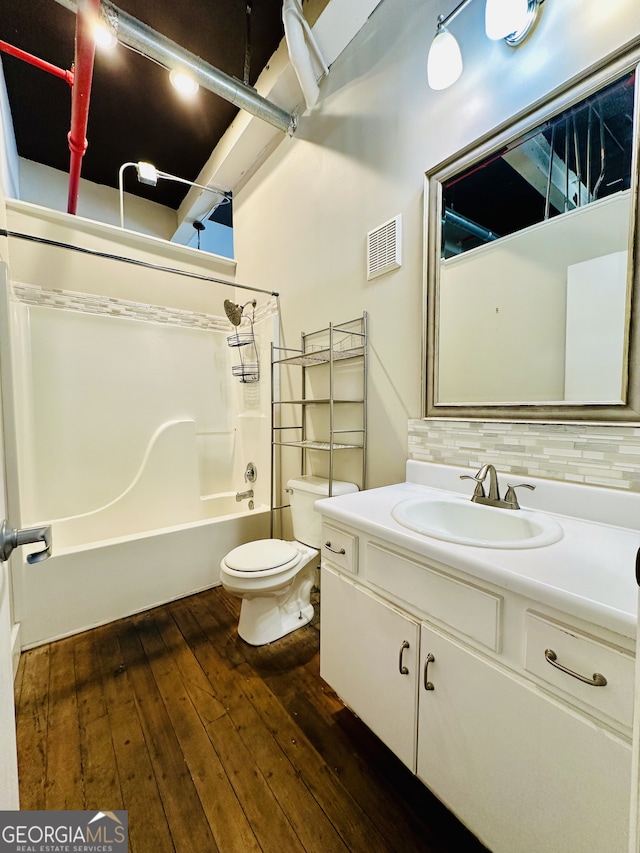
[391,497,563,549]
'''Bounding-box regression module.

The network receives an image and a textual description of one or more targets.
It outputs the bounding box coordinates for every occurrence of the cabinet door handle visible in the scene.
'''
[398,640,410,674]
[324,541,346,555]
[424,653,435,691]
[544,648,607,687]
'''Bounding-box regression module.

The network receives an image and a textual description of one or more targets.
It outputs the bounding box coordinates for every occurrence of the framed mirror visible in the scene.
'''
[424,48,640,421]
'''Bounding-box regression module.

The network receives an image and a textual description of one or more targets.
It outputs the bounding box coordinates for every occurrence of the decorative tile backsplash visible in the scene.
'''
[11,282,278,332]
[408,418,640,492]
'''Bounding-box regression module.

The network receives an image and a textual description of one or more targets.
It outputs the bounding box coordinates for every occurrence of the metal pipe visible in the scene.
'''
[572,115,581,206]
[0,40,74,86]
[118,162,137,229]
[67,0,99,214]
[442,208,500,243]
[544,124,556,220]
[52,0,296,136]
[0,228,280,297]
[438,0,473,29]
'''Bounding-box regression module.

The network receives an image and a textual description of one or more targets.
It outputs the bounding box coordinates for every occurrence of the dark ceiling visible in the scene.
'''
[1,0,286,209]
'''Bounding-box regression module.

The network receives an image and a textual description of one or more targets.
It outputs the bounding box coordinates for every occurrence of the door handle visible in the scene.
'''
[544,648,607,687]
[0,519,52,563]
[424,652,435,690]
[398,640,410,674]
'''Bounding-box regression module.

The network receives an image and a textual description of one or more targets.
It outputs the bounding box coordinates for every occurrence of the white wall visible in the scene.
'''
[5,199,236,314]
[19,158,177,240]
[232,0,640,489]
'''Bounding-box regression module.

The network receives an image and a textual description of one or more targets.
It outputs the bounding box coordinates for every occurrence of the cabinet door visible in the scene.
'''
[417,623,631,853]
[320,566,419,770]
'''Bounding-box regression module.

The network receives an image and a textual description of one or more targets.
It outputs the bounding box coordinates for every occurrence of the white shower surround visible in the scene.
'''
[10,283,258,522]
[3,278,275,647]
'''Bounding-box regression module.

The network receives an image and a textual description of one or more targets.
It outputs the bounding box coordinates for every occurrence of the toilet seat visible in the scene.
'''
[223,539,300,576]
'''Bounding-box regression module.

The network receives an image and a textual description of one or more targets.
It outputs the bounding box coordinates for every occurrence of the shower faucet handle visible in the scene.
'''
[244,462,257,483]
[0,519,52,563]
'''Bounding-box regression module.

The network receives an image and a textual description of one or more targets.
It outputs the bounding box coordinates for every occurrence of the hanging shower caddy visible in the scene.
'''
[225,299,260,383]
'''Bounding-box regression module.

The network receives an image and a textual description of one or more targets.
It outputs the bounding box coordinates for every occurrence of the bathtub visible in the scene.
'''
[15,420,270,648]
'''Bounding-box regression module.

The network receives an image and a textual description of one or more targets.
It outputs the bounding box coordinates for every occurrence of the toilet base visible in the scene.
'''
[236,564,316,646]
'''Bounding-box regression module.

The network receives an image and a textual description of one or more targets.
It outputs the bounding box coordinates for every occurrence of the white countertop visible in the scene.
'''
[315,462,640,640]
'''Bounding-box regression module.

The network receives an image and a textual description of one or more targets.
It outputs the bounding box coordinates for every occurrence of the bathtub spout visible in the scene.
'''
[236,489,254,502]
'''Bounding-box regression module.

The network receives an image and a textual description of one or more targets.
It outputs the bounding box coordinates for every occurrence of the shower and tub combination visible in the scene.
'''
[0,235,278,649]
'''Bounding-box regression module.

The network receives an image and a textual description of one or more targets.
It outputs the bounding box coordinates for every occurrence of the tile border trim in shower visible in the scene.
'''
[10,282,278,332]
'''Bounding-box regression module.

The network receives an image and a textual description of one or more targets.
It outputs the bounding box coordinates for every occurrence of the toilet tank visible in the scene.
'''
[287,476,358,548]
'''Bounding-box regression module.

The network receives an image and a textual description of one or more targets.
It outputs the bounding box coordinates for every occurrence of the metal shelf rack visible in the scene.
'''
[270,313,368,534]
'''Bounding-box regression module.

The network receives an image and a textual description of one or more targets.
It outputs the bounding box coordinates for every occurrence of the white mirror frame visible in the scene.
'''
[423,46,640,422]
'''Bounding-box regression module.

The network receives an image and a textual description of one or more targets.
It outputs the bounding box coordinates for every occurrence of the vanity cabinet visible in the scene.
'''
[417,623,631,853]
[319,523,633,853]
[320,566,419,769]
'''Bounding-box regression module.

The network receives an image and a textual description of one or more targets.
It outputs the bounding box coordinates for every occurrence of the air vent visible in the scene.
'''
[367,215,402,280]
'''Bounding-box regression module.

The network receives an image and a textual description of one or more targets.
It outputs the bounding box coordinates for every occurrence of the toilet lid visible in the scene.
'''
[225,539,299,572]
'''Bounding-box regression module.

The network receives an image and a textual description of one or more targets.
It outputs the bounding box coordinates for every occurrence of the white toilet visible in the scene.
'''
[220,475,358,645]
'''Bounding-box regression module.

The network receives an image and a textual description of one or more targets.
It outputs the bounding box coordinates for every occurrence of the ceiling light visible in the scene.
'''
[118,160,230,229]
[93,24,117,49]
[427,0,544,90]
[485,0,541,44]
[135,161,158,187]
[427,24,463,91]
[170,69,199,97]
[93,5,118,50]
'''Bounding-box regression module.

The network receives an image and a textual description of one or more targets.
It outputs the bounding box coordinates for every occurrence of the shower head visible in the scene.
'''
[224,299,243,326]
[224,299,256,326]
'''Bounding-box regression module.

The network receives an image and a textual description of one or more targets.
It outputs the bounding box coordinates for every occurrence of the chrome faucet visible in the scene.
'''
[236,489,254,502]
[460,464,535,510]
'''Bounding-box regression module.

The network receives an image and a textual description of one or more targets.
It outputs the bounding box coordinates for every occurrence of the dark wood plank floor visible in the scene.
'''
[14,586,489,853]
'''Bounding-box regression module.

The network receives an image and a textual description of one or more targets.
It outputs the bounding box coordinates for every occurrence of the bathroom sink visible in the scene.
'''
[391,497,563,549]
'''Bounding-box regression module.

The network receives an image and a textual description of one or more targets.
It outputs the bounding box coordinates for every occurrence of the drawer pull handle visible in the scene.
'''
[424,653,435,691]
[544,648,607,687]
[399,640,410,675]
[324,541,346,555]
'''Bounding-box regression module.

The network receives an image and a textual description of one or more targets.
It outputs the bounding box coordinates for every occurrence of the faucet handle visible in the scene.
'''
[460,474,485,499]
[504,483,535,510]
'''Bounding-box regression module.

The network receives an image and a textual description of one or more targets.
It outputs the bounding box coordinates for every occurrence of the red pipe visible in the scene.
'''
[67,0,100,215]
[0,40,74,86]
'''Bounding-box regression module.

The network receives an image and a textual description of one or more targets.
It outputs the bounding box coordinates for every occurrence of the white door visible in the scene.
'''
[0,403,19,808]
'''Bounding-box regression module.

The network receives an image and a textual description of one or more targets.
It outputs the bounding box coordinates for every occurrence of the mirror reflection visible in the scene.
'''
[426,62,639,417]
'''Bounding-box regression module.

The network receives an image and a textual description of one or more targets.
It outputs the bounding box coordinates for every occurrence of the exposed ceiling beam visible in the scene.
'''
[173,0,386,243]
[52,0,297,136]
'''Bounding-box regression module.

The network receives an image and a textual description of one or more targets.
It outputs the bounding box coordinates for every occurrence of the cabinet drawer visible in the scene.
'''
[524,611,634,729]
[366,543,502,651]
[321,524,358,574]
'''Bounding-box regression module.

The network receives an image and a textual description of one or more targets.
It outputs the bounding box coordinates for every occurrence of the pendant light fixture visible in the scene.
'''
[427,18,463,90]
[427,0,544,90]
[485,0,541,44]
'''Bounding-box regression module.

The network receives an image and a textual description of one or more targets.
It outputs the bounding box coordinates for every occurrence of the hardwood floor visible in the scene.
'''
[14,586,489,853]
